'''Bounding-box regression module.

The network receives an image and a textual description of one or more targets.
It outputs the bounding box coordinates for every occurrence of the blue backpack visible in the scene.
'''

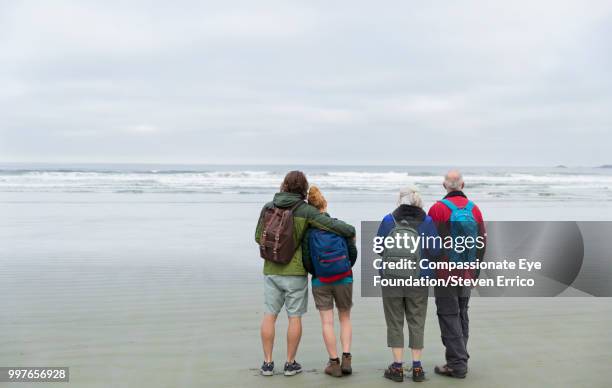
[440,199,478,263]
[308,229,351,282]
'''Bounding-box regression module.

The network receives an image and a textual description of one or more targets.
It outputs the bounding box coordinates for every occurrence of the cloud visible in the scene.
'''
[1,0,611,165]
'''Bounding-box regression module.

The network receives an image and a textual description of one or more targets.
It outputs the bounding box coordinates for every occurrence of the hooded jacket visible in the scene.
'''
[255,192,356,276]
[376,204,441,279]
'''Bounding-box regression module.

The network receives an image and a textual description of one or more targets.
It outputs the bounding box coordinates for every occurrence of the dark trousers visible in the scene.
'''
[435,286,470,373]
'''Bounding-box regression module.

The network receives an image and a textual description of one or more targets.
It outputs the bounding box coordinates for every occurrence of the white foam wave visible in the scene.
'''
[0,169,610,200]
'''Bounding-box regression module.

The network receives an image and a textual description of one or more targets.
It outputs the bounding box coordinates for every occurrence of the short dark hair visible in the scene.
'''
[280,170,309,199]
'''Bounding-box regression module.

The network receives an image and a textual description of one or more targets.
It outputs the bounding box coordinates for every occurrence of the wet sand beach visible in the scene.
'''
[1,192,611,387]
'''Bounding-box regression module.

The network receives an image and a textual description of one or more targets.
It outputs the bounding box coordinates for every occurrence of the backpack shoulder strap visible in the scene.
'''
[464,200,474,212]
[390,213,398,226]
[391,214,410,226]
[289,201,304,212]
[439,199,458,211]
[391,214,417,230]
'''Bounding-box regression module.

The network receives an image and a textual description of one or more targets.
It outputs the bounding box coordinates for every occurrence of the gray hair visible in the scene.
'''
[397,186,423,208]
[444,169,464,191]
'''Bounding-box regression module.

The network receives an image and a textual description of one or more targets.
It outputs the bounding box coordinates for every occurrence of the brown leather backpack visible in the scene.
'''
[259,202,302,264]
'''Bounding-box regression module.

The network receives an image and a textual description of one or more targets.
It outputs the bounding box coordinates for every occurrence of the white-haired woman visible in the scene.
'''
[376,186,440,383]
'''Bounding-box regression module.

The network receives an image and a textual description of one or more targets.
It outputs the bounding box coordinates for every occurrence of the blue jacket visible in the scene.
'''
[377,205,441,278]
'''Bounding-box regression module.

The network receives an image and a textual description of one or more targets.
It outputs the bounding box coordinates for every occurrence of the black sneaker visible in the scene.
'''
[260,361,274,376]
[284,360,303,376]
[384,364,404,382]
[412,366,425,382]
[434,364,466,379]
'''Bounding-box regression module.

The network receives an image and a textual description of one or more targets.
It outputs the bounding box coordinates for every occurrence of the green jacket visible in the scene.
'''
[255,192,356,276]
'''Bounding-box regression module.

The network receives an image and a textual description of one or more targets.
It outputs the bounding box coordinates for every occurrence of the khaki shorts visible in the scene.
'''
[312,283,353,311]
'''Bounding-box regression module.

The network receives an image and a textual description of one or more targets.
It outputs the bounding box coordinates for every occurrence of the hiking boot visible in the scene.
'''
[284,360,303,376]
[434,364,466,378]
[384,364,404,382]
[325,358,342,377]
[341,353,352,375]
[412,366,425,382]
[260,361,274,376]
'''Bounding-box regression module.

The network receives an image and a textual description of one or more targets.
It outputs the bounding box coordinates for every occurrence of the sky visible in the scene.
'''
[1,0,611,166]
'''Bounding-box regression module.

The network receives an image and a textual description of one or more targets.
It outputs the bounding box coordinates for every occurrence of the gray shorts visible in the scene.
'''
[264,275,308,317]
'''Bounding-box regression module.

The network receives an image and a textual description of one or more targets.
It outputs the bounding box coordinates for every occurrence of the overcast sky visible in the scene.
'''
[1,0,611,166]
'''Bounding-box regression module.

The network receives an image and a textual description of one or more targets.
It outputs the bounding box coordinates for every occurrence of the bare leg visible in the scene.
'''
[338,309,352,353]
[261,313,277,362]
[319,309,338,358]
[286,316,302,362]
[411,348,422,362]
[392,347,404,363]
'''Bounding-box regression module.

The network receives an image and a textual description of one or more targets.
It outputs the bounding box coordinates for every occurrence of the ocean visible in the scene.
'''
[1,164,611,202]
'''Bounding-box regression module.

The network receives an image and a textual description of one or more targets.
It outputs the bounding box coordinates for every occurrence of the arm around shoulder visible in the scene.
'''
[307,206,355,237]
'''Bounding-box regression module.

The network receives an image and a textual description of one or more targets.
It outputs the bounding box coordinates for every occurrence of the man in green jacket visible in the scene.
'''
[255,171,356,377]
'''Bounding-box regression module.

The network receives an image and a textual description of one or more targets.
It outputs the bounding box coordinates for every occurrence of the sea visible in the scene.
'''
[1,164,611,202]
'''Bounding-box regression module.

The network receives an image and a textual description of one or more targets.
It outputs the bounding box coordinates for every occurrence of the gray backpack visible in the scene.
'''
[381,216,421,279]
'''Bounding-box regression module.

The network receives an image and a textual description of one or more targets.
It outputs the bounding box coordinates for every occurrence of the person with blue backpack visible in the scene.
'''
[301,186,357,378]
[255,172,356,377]
[376,186,441,383]
[428,170,486,379]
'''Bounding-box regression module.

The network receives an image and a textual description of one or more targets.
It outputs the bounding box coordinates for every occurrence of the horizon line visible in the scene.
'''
[0,161,607,169]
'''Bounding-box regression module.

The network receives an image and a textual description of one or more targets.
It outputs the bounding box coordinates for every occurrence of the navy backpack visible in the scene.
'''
[308,229,351,282]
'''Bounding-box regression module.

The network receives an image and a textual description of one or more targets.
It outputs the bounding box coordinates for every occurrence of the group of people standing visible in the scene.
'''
[254,169,485,382]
